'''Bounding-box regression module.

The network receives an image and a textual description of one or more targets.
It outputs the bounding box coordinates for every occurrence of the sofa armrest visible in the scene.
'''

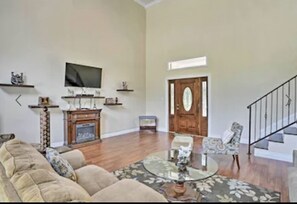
[61,149,86,170]
[293,150,297,167]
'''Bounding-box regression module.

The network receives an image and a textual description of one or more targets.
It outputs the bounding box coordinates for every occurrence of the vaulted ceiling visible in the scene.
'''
[134,0,162,8]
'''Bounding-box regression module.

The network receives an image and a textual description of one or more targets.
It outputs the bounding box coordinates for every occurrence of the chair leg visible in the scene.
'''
[232,155,235,160]
[235,155,240,169]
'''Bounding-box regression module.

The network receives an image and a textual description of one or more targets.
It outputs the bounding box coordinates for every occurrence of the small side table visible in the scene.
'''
[29,105,59,153]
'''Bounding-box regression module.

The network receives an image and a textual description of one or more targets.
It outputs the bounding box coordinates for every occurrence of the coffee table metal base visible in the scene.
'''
[159,183,202,202]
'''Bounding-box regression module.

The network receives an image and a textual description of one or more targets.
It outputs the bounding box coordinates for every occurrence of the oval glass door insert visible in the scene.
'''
[183,87,193,111]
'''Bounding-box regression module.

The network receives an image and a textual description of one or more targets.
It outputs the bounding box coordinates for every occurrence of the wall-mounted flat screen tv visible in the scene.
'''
[65,62,102,88]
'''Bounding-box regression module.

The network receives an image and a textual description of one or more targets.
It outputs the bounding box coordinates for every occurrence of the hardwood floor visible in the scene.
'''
[77,131,291,202]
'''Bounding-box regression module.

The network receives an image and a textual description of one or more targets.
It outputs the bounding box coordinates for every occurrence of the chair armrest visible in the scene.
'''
[60,149,87,170]
[293,150,297,167]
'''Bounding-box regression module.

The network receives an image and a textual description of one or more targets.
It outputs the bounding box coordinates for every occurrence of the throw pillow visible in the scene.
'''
[45,148,77,182]
[221,129,235,144]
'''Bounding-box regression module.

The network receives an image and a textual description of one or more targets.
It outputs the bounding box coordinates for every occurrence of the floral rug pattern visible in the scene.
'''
[113,161,280,202]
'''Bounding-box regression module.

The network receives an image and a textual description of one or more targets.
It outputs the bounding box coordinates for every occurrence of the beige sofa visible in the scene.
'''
[0,139,167,202]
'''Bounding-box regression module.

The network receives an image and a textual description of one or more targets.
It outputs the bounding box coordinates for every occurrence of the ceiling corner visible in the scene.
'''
[134,0,162,9]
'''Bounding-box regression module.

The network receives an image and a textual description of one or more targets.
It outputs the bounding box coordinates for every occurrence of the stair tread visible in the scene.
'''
[284,127,297,135]
[268,133,284,143]
[254,139,269,150]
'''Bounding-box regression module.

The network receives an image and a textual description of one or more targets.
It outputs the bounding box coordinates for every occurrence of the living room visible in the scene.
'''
[0,0,296,202]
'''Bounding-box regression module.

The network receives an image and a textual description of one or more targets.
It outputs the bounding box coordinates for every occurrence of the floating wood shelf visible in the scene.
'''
[103,103,123,106]
[28,105,59,109]
[116,89,134,92]
[61,96,105,99]
[0,83,34,88]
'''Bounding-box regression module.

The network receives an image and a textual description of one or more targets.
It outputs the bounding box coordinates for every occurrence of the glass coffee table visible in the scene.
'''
[143,150,218,202]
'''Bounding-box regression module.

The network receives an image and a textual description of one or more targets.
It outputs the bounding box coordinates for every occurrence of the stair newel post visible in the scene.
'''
[288,81,291,125]
[294,77,297,121]
[270,92,273,134]
[260,99,262,139]
[276,88,279,130]
[282,85,284,127]
[254,103,257,142]
[248,105,252,155]
[265,96,268,136]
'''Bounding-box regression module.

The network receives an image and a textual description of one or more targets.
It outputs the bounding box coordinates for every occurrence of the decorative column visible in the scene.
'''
[40,107,50,152]
[28,105,59,153]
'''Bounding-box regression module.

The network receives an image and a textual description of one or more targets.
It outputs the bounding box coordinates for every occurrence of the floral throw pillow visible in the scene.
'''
[45,148,77,182]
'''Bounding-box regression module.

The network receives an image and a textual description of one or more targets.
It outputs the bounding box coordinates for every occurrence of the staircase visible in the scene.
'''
[247,74,297,162]
[254,125,297,162]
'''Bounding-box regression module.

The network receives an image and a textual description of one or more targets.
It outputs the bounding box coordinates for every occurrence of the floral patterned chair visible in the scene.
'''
[202,122,243,169]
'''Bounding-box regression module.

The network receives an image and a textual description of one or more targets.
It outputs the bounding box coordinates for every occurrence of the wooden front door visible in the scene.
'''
[168,77,208,136]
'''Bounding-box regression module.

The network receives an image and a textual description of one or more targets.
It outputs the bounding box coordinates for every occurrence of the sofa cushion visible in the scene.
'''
[0,139,54,178]
[10,169,91,202]
[46,148,77,182]
[0,162,21,202]
[75,165,118,196]
[91,179,167,202]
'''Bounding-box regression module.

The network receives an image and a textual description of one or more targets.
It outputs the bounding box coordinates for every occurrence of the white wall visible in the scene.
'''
[146,0,297,141]
[0,0,146,145]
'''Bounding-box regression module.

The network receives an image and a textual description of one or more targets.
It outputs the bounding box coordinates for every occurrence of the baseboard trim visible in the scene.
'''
[254,148,292,163]
[50,128,140,146]
[102,128,140,139]
[240,138,249,144]
[157,127,167,132]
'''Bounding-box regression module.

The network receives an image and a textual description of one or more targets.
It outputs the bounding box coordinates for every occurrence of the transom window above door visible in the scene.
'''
[168,56,207,70]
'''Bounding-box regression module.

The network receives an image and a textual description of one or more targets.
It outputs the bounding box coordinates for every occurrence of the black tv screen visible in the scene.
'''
[65,63,102,88]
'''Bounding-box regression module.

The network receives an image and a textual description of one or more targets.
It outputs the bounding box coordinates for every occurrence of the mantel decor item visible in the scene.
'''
[11,72,24,85]
[105,98,114,104]
[122,81,128,90]
[95,90,100,96]
[68,88,75,96]
[38,97,49,105]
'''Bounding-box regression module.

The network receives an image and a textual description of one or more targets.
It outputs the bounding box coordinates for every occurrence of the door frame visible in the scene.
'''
[164,74,212,136]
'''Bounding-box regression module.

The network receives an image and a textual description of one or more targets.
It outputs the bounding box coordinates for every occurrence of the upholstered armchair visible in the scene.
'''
[202,122,243,169]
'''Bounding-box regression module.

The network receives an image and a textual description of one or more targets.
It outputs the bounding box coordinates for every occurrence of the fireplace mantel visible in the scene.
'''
[63,109,102,147]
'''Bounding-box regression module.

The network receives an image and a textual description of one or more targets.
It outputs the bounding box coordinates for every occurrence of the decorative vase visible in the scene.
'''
[11,72,24,85]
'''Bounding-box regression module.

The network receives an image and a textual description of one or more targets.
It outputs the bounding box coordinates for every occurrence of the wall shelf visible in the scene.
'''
[28,105,59,109]
[0,83,35,106]
[116,89,134,92]
[0,83,34,88]
[104,103,123,106]
[61,96,105,99]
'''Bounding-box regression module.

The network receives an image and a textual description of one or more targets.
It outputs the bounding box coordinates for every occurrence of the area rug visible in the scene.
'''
[113,161,281,202]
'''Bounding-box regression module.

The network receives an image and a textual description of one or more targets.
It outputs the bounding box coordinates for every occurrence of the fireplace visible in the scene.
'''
[76,123,96,143]
[63,109,101,146]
